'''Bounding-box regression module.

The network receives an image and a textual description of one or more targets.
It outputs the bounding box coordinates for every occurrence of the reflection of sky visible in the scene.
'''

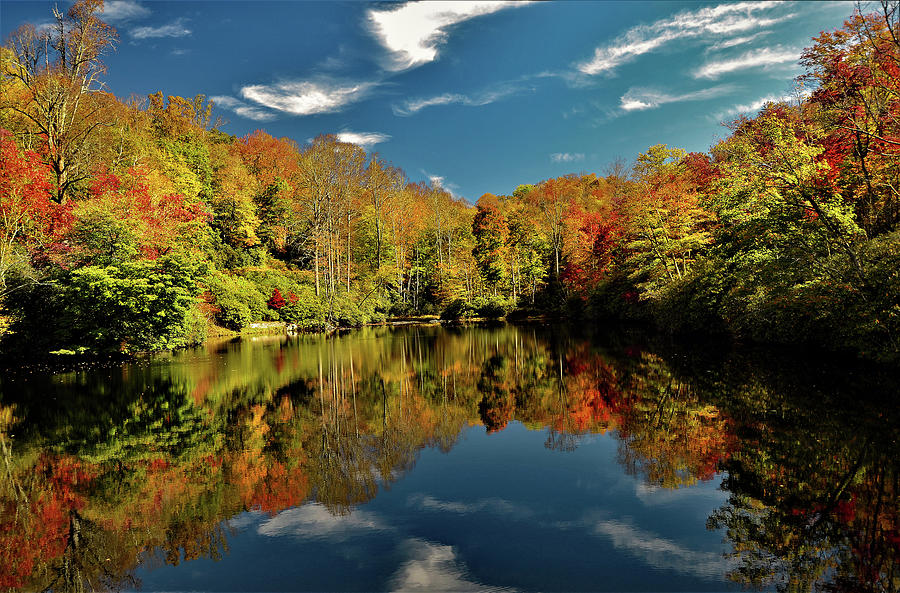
[130,422,739,592]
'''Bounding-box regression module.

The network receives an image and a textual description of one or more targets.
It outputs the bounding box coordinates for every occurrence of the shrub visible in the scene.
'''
[3,254,206,354]
[280,285,325,329]
[474,295,513,319]
[205,272,267,330]
[440,298,474,321]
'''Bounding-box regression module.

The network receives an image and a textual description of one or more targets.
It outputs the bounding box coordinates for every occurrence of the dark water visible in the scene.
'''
[1,324,897,592]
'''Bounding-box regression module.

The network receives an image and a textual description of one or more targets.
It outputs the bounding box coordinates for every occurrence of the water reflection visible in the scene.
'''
[0,325,897,592]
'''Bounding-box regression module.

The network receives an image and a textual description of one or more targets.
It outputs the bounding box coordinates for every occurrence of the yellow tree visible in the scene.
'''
[619,144,714,295]
[528,175,580,278]
[2,0,117,202]
[292,135,364,297]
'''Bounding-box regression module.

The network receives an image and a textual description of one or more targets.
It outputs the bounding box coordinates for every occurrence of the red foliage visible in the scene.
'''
[0,129,74,266]
[681,152,721,190]
[268,288,286,309]
[0,454,96,589]
[86,167,208,259]
[235,130,299,187]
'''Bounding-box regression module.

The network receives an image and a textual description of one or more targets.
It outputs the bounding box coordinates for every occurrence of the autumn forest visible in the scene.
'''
[1,1,899,361]
[2,2,900,592]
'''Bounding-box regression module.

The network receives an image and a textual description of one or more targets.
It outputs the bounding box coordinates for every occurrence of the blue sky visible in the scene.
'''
[2,1,858,201]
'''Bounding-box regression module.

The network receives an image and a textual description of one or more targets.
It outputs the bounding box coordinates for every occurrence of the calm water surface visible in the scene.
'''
[1,324,897,592]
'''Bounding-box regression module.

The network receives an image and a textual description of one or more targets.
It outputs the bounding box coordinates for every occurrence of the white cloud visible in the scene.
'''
[258,504,389,540]
[131,18,191,39]
[393,84,525,116]
[577,1,792,76]
[633,482,727,510]
[335,131,391,150]
[101,0,150,23]
[715,94,783,119]
[368,1,528,71]
[211,95,277,122]
[396,93,465,115]
[694,46,798,79]
[388,538,517,592]
[424,172,463,198]
[33,22,55,35]
[550,153,585,163]
[619,84,736,111]
[240,79,376,116]
[706,31,770,51]
[712,86,811,120]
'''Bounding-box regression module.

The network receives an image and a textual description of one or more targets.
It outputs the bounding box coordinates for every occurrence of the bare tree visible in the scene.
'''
[3,0,117,202]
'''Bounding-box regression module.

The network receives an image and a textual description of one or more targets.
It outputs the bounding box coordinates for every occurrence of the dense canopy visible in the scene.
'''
[1,1,898,360]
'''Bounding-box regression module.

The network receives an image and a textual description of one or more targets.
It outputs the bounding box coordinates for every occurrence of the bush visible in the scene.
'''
[440,298,474,321]
[205,272,268,330]
[280,285,326,329]
[3,254,206,355]
[474,295,513,319]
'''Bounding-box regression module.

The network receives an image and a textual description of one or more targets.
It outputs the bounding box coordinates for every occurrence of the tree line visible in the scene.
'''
[1,0,898,359]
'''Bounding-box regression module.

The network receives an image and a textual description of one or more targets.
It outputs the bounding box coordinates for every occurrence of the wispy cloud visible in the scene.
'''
[424,172,462,199]
[368,1,529,71]
[712,86,811,120]
[131,17,191,39]
[694,46,799,79]
[210,95,276,122]
[577,1,792,76]
[393,83,527,116]
[619,84,736,111]
[335,131,391,150]
[551,153,585,163]
[706,31,770,51]
[101,0,150,23]
[240,79,377,116]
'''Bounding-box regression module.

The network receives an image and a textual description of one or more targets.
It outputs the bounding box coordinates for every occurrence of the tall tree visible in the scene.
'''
[472,193,509,295]
[2,0,117,202]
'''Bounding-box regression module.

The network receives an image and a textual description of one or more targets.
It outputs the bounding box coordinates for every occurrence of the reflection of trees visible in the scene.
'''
[704,366,900,593]
[478,355,515,433]
[1,325,898,590]
[617,353,734,488]
[40,510,138,593]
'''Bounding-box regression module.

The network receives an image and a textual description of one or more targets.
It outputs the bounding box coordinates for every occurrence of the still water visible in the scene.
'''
[1,324,897,592]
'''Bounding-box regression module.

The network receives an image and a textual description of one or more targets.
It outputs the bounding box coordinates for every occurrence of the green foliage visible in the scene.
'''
[281,285,326,329]
[440,295,512,320]
[440,298,474,321]
[205,271,268,330]
[70,204,141,266]
[3,255,206,355]
[65,256,206,353]
[474,295,513,319]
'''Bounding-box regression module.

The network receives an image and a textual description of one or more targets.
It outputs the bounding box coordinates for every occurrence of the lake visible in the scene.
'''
[1,323,897,592]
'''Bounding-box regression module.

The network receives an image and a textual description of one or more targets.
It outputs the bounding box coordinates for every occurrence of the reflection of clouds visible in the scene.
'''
[407,494,533,518]
[388,538,516,593]
[592,519,734,578]
[634,482,726,507]
[258,503,390,540]
[226,510,264,530]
